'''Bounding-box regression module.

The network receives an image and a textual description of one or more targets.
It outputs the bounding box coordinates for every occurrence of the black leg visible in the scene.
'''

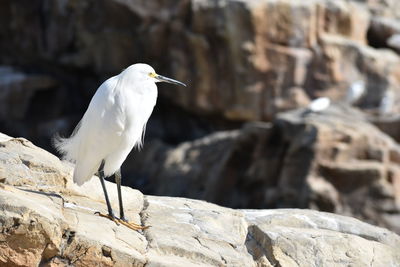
[98,160,115,218]
[114,169,126,221]
[96,164,148,230]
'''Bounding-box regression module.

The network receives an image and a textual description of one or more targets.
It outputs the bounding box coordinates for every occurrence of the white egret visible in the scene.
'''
[55,63,186,230]
[345,80,365,105]
[308,97,331,112]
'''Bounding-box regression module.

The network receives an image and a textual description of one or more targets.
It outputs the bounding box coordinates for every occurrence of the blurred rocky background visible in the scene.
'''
[1,0,400,233]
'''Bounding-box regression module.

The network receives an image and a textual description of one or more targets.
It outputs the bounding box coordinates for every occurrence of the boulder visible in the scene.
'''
[129,104,400,234]
[0,133,399,266]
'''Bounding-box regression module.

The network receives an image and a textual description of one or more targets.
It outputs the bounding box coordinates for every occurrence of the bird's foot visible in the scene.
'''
[94,212,149,230]
[94,211,120,226]
[118,218,150,231]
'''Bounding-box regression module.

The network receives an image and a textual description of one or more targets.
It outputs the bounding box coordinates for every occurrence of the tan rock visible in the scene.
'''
[244,209,400,267]
[143,196,254,266]
[317,1,370,44]
[0,133,400,266]
[0,184,147,267]
[250,0,318,48]
[308,34,400,107]
[165,0,400,120]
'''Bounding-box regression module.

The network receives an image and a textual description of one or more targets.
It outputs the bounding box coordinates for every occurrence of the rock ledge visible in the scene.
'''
[0,134,399,266]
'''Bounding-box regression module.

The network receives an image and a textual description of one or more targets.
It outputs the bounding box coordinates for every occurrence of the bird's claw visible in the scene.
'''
[119,219,151,231]
[94,212,150,230]
[94,211,120,225]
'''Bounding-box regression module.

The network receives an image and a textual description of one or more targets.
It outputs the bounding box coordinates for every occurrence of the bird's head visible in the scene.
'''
[125,63,186,87]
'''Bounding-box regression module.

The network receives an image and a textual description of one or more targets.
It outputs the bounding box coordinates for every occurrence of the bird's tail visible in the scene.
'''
[53,121,100,185]
[53,121,83,162]
[55,134,101,185]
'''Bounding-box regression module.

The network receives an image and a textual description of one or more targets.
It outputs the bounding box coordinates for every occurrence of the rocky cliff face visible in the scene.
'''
[1,133,400,266]
[1,0,400,143]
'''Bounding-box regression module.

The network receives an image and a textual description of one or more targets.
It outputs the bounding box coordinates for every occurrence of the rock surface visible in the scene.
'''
[1,133,400,266]
[130,104,400,234]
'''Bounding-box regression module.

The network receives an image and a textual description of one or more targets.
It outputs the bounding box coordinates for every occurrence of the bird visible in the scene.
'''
[54,63,186,230]
[308,97,331,112]
[345,80,365,105]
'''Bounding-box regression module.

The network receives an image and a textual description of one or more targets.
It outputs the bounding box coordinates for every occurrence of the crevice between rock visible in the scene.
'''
[245,224,280,267]
[193,236,228,265]
[140,195,151,267]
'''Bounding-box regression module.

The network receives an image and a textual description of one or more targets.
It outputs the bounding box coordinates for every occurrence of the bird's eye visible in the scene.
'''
[148,72,157,78]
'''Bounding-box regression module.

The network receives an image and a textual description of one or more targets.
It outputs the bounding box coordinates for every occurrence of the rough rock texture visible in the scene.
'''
[1,133,400,266]
[1,0,400,129]
[130,105,400,234]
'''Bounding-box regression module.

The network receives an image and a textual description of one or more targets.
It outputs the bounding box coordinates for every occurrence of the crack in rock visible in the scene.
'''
[194,236,227,265]
[245,225,279,266]
[370,247,375,267]
[140,196,151,267]
[69,244,90,264]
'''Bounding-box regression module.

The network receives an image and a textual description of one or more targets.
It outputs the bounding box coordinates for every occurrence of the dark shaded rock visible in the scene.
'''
[0,66,57,120]
[128,105,400,234]
[1,0,400,126]
[371,115,400,143]
[368,16,400,49]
